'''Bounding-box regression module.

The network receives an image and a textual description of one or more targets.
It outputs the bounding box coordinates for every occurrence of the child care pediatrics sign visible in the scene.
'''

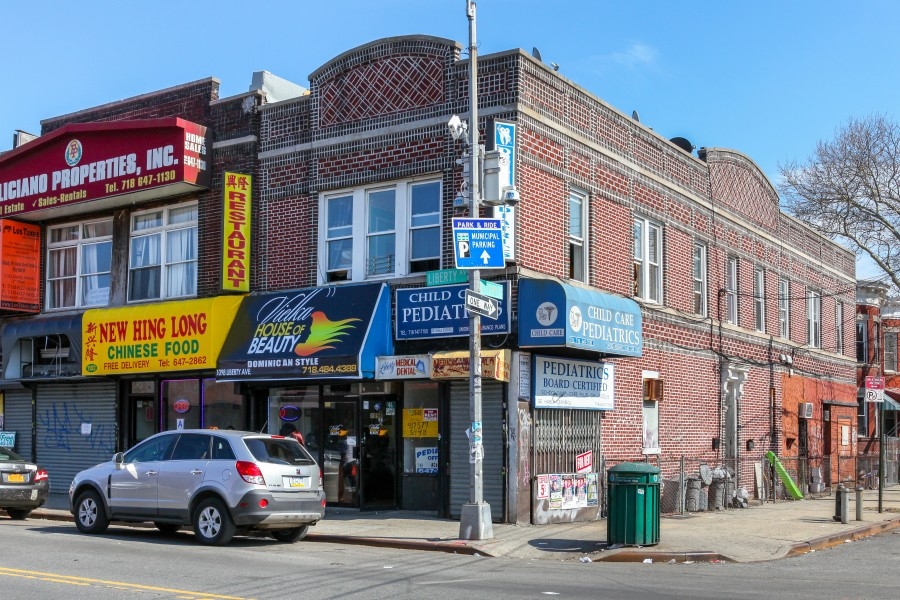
[533,355,615,410]
[82,296,242,375]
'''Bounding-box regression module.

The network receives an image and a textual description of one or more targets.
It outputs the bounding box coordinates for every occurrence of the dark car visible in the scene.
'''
[0,447,50,519]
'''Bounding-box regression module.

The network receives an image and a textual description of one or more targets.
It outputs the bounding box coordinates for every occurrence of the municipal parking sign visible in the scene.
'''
[452,218,504,269]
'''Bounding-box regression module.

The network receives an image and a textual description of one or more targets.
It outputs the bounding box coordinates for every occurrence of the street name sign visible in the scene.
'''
[479,279,504,300]
[465,289,500,320]
[452,218,505,269]
[426,268,468,286]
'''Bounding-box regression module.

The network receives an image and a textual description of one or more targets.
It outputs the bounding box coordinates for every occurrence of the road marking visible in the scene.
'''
[0,567,248,599]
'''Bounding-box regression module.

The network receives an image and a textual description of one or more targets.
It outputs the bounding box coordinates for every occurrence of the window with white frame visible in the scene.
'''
[856,319,868,362]
[633,217,662,303]
[46,218,113,309]
[725,256,738,324]
[128,202,198,302]
[884,331,897,372]
[778,277,790,339]
[569,190,586,282]
[321,179,441,283]
[835,301,845,355]
[807,290,821,348]
[754,266,765,332]
[857,394,868,435]
[693,242,707,316]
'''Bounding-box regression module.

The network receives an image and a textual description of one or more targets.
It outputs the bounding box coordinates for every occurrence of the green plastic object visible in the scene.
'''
[606,462,660,546]
[765,451,804,500]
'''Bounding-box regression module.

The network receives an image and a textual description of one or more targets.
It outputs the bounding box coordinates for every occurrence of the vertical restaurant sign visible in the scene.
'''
[82,296,242,375]
[0,219,40,313]
[222,172,252,292]
[0,118,211,217]
[490,119,516,261]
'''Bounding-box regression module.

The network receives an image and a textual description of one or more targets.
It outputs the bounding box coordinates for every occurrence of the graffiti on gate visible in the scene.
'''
[38,402,115,454]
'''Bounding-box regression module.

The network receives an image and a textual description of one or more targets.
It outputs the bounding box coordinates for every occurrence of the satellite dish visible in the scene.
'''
[670,136,695,154]
[632,110,640,122]
[532,47,543,61]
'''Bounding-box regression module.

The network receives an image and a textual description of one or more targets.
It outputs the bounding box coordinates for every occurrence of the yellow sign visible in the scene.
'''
[82,296,242,375]
[431,349,510,381]
[402,408,439,438]
[222,172,252,292]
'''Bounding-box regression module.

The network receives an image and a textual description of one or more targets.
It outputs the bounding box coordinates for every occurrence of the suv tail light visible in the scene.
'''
[319,469,323,488]
[236,460,266,485]
[34,469,49,482]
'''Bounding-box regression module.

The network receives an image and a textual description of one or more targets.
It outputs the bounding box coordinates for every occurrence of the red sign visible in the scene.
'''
[865,376,885,390]
[0,118,210,218]
[0,219,40,312]
[173,399,191,414]
[575,450,593,474]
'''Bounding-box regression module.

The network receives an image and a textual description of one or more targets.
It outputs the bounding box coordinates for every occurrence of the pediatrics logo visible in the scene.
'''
[65,139,83,167]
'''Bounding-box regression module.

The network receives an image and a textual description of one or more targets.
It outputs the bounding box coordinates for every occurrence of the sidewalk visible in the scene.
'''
[27,486,900,563]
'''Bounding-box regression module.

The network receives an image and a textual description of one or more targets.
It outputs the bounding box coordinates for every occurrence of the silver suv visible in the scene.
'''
[68,429,325,545]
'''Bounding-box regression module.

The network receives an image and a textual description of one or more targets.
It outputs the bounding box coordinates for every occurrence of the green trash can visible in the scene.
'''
[607,462,660,546]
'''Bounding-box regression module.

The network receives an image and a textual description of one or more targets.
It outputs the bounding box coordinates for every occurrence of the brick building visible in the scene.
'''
[0,34,859,523]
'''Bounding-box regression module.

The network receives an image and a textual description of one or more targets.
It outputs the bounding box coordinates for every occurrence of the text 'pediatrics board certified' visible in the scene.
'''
[452,218,504,269]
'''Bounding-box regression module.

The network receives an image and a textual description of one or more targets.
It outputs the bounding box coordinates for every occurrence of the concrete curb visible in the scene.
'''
[595,550,731,563]
[785,516,900,558]
[307,533,489,556]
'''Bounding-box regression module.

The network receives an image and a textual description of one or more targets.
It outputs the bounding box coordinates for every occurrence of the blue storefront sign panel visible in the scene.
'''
[216,283,393,380]
[518,278,642,357]
[452,218,505,269]
[395,282,510,340]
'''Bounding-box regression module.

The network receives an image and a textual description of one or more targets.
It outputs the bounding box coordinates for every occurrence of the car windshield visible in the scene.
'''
[0,448,25,462]
[245,437,315,466]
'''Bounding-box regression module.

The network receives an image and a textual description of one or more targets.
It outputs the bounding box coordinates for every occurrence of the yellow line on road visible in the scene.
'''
[0,567,250,599]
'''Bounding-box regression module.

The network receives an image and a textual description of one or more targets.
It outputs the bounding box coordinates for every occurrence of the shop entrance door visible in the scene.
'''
[322,400,359,506]
[360,396,397,509]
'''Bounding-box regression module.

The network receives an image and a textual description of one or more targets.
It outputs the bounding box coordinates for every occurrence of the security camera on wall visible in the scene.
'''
[501,186,520,206]
[447,115,468,142]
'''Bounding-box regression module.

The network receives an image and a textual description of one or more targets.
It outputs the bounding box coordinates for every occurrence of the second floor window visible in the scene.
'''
[725,256,738,324]
[857,320,868,362]
[693,242,707,316]
[807,290,821,348]
[778,278,790,339]
[885,331,897,372]
[633,217,662,303]
[754,266,766,332]
[835,301,845,355]
[128,203,198,302]
[47,218,113,309]
[569,190,586,282]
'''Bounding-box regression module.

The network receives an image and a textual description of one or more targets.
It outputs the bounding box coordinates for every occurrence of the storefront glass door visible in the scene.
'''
[361,396,397,509]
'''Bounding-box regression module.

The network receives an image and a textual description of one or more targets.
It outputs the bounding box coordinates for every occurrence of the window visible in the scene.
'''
[128,203,197,302]
[725,256,738,324]
[778,278,790,338]
[633,217,662,303]
[885,331,897,372]
[46,219,113,309]
[693,242,707,316]
[807,290,821,348]
[754,266,765,332]
[569,190,587,281]
[320,179,442,283]
[835,301,845,355]
[856,320,868,362]
[857,395,868,435]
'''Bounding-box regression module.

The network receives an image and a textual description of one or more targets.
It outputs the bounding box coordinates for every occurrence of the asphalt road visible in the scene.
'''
[1,517,898,599]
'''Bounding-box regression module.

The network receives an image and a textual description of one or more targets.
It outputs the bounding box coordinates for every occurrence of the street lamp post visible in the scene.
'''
[457,0,493,541]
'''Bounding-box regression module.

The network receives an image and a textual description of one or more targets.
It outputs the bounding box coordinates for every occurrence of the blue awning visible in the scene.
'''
[216,283,393,380]
[517,278,642,357]
[882,390,900,411]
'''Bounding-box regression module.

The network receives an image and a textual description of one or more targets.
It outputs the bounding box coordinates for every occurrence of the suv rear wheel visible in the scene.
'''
[193,497,235,545]
[271,525,309,543]
[75,490,110,534]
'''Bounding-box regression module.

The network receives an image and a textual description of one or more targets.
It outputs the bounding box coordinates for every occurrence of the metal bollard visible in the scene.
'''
[856,486,864,521]
[833,484,845,522]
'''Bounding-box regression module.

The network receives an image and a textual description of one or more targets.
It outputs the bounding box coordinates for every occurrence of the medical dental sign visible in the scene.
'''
[452,218,504,269]
[222,172,252,293]
[0,118,210,217]
[491,120,516,261]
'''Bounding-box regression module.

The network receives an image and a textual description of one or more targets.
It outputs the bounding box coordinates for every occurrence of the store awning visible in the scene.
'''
[881,389,900,411]
[1,313,83,378]
[216,283,393,381]
[517,278,643,357]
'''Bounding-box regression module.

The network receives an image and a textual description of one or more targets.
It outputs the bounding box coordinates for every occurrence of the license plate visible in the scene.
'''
[285,476,309,489]
[7,473,24,483]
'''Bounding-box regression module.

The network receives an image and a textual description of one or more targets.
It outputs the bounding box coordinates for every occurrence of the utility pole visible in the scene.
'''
[458,0,493,541]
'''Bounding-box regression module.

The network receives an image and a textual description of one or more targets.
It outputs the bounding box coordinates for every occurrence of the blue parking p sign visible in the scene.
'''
[452,218,505,269]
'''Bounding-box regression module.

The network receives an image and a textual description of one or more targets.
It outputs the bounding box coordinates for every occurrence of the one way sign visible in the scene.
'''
[453,218,505,269]
[465,289,500,320]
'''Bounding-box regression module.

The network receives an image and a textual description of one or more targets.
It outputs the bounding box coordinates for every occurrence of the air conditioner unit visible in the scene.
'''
[799,402,813,419]
[643,378,664,402]
[359,381,393,395]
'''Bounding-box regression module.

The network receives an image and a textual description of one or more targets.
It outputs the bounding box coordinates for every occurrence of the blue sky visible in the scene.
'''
[2,1,896,275]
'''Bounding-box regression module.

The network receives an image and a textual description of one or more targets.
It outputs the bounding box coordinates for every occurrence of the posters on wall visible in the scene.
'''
[538,472,598,510]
